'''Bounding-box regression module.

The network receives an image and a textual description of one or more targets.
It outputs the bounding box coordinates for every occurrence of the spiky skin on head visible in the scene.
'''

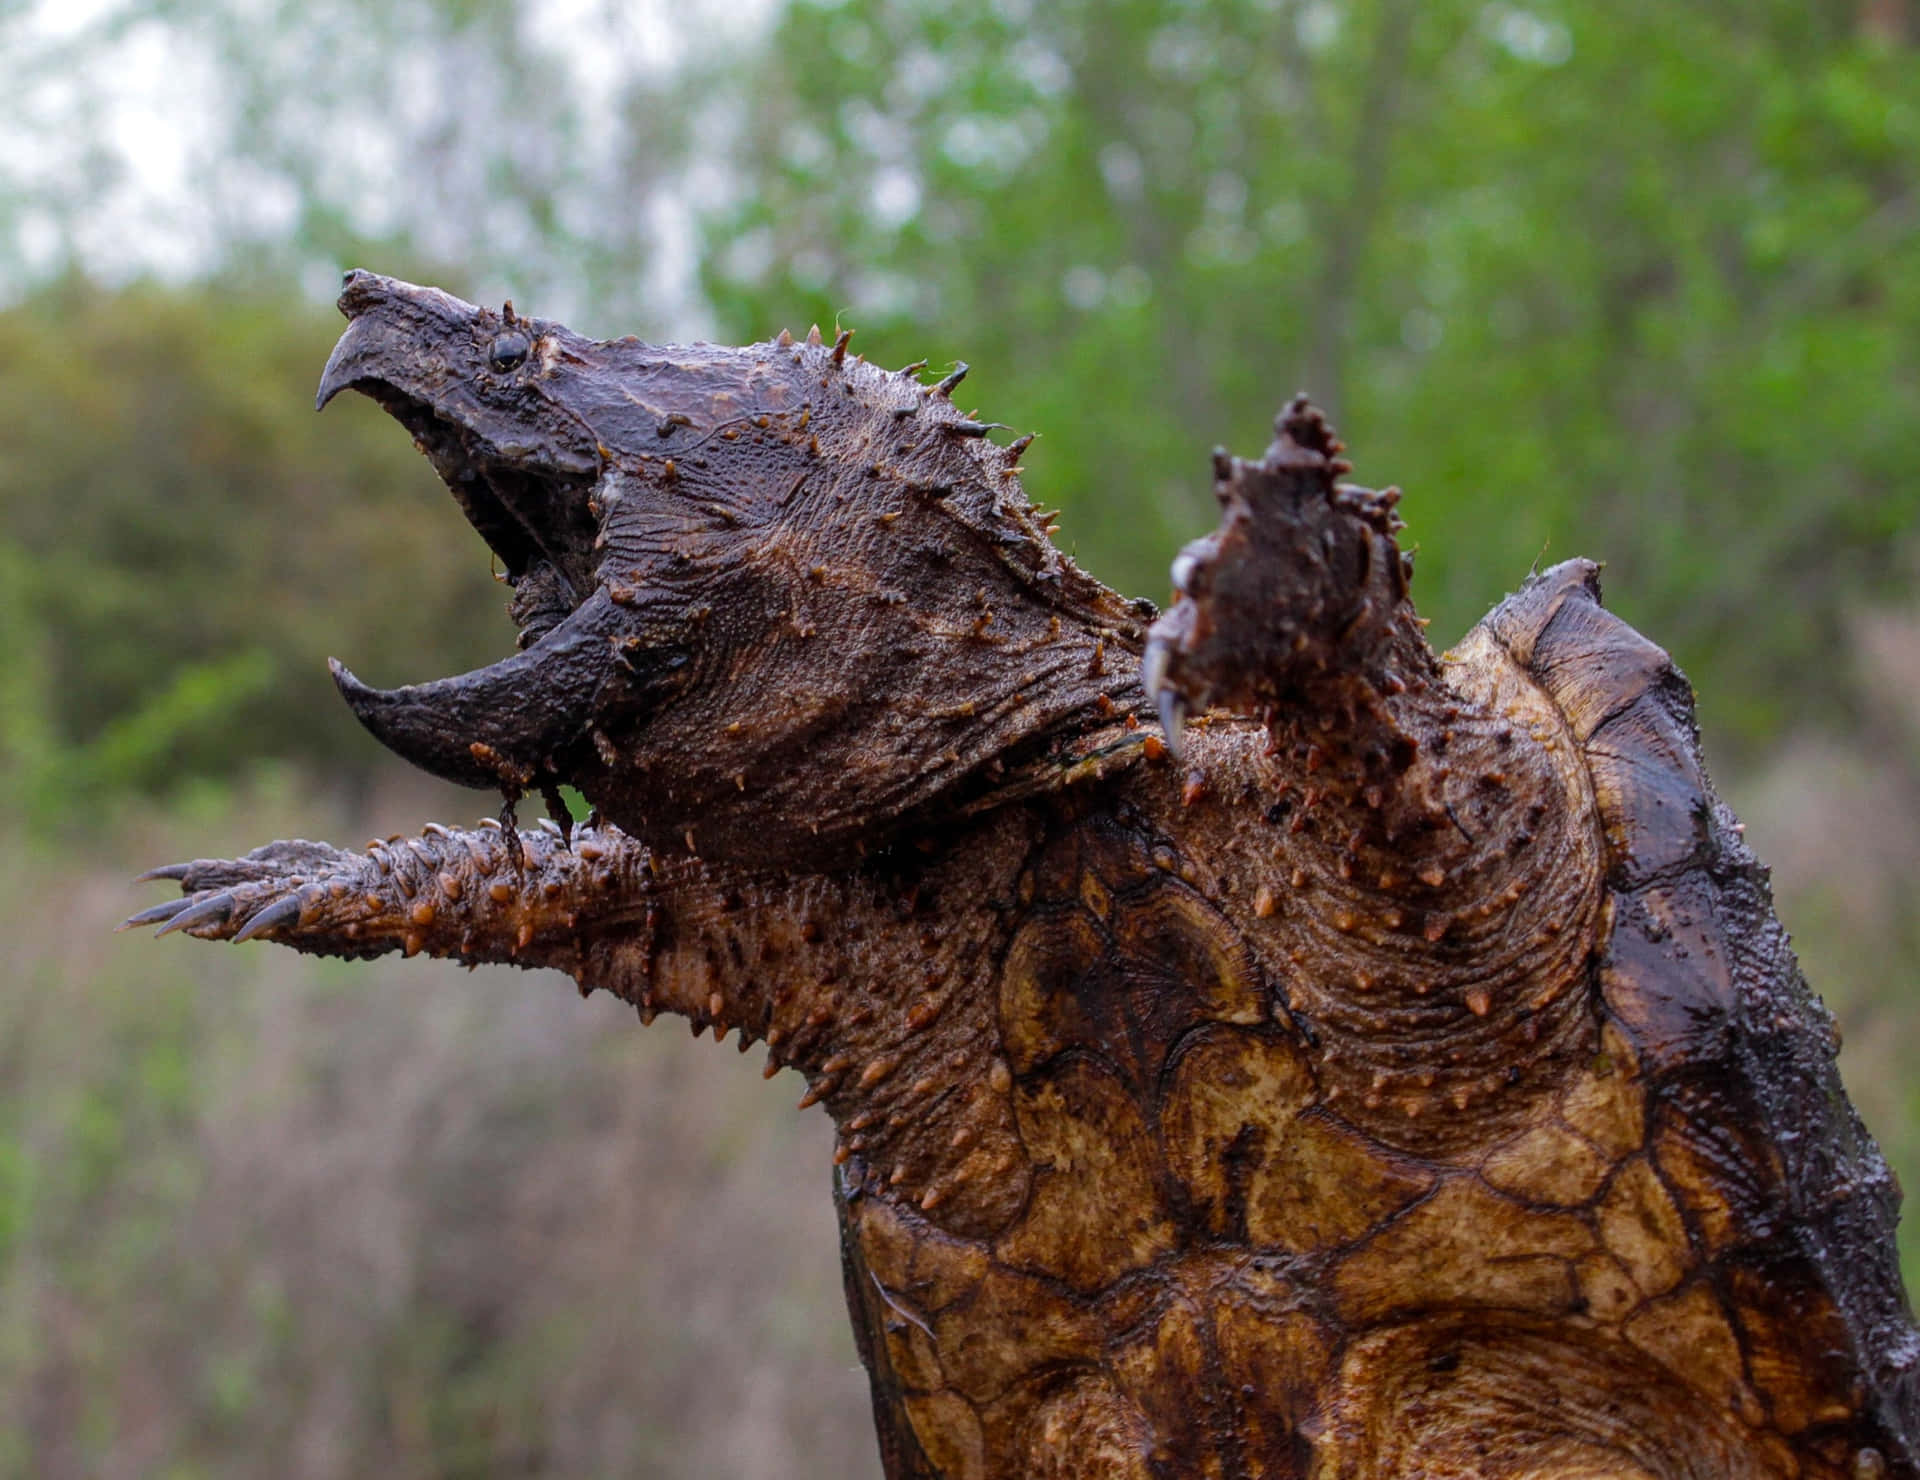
[312,272,1149,867]
[129,277,1919,1479]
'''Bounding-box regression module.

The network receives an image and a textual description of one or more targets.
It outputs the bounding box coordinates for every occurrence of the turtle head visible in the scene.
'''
[317,272,1146,865]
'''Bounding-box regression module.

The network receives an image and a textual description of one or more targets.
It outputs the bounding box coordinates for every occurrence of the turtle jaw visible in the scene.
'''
[324,586,647,795]
[345,379,605,636]
[312,392,636,795]
[313,271,675,796]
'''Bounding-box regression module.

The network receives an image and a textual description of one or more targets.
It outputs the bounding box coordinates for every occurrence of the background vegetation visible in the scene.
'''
[3,0,1918,1473]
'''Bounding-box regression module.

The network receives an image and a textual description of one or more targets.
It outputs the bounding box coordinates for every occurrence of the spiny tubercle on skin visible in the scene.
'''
[134,337,1611,1225]
[128,275,1920,1476]
[267,812,1043,1231]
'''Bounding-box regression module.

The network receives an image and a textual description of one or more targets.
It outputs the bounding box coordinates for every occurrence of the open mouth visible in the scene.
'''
[373,385,553,582]
[310,272,653,798]
[360,385,604,646]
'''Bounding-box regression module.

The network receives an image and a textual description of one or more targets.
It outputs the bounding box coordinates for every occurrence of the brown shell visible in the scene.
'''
[832,562,1915,1480]
[1484,561,1916,1467]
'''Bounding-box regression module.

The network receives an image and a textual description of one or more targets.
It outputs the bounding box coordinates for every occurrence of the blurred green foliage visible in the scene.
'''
[3,1,1917,815]
[694,0,1920,743]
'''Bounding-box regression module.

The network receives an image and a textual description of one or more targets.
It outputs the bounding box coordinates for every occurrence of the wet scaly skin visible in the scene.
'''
[130,276,1917,1478]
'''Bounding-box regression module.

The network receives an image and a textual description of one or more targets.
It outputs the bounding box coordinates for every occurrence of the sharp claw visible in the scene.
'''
[154,893,235,939]
[233,893,305,943]
[119,897,195,931]
[1156,687,1188,763]
[1142,637,1170,704]
[134,862,196,883]
[1141,636,1187,759]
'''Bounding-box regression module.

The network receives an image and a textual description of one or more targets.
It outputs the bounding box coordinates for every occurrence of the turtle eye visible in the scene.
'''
[488,332,531,372]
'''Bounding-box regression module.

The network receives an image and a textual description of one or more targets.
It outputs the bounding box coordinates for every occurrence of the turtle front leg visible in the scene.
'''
[126,814,1036,1238]
[1144,397,1610,1149]
[123,816,843,1066]
[124,820,648,973]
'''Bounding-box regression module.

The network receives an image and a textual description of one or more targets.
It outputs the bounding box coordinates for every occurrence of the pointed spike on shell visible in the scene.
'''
[1006,431,1035,458]
[806,324,823,346]
[933,362,969,396]
[898,358,928,376]
[831,328,853,364]
[776,327,794,347]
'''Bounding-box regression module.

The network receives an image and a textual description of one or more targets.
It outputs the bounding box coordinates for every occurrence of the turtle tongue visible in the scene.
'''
[329,586,645,791]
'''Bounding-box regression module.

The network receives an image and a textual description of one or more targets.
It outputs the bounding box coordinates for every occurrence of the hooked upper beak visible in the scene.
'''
[316,270,482,411]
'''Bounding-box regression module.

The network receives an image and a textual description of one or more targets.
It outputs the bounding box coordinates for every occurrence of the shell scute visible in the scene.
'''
[1102,1296,1217,1471]
[1599,879,1739,1071]
[1650,1078,1790,1258]
[1555,1024,1648,1158]
[902,1391,987,1480]
[1482,559,1711,889]
[1585,689,1713,886]
[1593,1155,1693,1302]
[1479,1118,1614,1205]
[996,1057,1178,1292]
[998,820,1267,1093]
[1623,1281,1758,1421]
[1525,576,1682,744]
[1205,1274,1332,1471]
[1157,1025,1433,1254]
[1330,1176,1592,1325]
[1725,1257,1866,1435]
[1157,1024,1316,1241]
[1016,1377,1156,1479]
[1315,1315,1794,1478]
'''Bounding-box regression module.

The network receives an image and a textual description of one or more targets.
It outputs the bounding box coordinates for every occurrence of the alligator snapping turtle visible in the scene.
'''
[129,271,1919,1478]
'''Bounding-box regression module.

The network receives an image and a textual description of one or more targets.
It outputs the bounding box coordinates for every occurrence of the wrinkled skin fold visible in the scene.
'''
[129,275,1920,1479]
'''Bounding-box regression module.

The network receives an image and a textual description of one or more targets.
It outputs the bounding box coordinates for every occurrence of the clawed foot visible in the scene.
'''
[122,838,368,943]
[120,818,634,961]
